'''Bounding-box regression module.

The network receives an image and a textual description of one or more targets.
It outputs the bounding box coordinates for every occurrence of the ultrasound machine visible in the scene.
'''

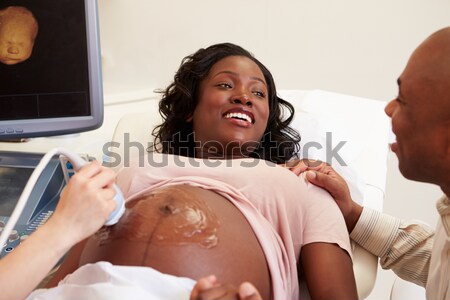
[0,0,124,258]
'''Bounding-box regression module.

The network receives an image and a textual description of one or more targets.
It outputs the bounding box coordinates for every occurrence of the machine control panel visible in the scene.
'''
[0,151,90,258]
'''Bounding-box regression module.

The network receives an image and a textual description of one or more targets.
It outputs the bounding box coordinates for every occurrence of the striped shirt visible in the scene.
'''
[350,196,449,300]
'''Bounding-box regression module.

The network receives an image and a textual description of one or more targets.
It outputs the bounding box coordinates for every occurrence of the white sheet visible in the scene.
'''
[27,262,195,300]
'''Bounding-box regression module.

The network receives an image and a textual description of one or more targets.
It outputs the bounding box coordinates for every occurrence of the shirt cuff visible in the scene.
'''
[350,207,402,257]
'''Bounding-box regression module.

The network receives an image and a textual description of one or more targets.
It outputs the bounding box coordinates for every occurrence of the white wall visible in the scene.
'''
[97,1,449,299]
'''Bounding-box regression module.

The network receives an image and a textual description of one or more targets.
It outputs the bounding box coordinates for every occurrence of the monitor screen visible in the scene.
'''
[0,0,103,139]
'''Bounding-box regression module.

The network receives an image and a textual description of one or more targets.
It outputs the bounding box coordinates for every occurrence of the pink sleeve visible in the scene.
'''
[300,178,352,258]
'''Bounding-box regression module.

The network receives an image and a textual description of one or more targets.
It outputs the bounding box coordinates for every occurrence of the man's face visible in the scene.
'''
[0,13,38,65]
[385,37,450,183]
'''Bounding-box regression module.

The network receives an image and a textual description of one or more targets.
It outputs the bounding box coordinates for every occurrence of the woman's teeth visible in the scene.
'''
[225,112,252,123]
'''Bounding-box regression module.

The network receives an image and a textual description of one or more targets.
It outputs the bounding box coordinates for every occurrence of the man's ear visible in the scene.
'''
[186,115,193,122]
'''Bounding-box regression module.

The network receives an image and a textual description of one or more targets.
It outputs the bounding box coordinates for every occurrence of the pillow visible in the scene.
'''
[279,90,391,210]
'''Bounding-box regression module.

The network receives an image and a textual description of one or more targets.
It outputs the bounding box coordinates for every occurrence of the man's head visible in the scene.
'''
[385,27,450,189]
[0,6,38,65]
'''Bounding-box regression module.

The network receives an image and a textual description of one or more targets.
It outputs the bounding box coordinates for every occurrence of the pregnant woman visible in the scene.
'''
[46,43,357,300]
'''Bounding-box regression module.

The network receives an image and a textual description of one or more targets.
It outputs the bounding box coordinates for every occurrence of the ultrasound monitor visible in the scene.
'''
[0,0,103,139]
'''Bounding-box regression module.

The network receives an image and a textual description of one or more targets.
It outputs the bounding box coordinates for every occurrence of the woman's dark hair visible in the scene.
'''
[152,43,301,164]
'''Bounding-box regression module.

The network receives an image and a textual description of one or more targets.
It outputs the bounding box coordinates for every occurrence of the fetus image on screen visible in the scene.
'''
[0,6,38,65]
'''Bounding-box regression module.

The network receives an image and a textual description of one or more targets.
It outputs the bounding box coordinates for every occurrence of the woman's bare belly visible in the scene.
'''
[80,184,271,299]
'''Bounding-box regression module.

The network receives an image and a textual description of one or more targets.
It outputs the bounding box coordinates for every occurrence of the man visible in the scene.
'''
[302,27,450,300]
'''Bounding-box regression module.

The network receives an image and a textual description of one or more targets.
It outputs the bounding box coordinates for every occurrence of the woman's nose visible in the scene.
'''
[231,94,252,107]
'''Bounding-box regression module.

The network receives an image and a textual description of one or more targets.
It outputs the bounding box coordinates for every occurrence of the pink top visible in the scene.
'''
[116,153,352,300]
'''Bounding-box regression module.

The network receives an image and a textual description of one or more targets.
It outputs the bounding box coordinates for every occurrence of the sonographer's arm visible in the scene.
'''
[0,161,117,300]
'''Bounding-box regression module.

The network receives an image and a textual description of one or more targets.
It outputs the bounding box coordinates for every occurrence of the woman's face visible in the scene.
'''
[192,55,270,158]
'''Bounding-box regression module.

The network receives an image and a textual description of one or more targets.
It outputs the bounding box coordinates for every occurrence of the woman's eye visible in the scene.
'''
[217,83,232,89]
[253,90,266,98]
